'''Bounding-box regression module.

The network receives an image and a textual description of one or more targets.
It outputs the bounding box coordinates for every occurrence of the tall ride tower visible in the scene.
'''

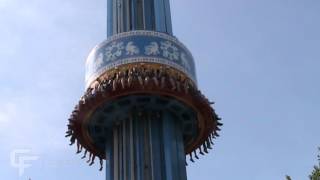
[66,0,222,180]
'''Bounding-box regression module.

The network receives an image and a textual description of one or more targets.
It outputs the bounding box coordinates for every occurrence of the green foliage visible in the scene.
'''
[287,147,320,180]
[309,147,320,180]
[309,166,320,180]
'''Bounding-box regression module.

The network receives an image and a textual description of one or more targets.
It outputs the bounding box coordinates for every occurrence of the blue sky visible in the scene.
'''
[0,0,319,179]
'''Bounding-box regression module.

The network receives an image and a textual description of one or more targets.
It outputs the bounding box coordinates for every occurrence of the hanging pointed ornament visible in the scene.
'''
[76,141,82,154]
[206,139,212,150]
[217,121,223,126]
[82,149,88,159]
[194,150,199,159]
[203,143,208,154]
[87,153,92,163]
[65,130,72,137]
[209,134,214,145]
[69,136,76,146]
[199,146,204,155]
[214,130,220,137]
[99,157,103,171]
[89,155,96,166]
[189,153,194,163]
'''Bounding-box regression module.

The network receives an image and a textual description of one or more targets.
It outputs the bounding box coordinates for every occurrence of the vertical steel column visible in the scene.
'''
[163,0,172,35]
[123,0,130,32]
[144,0,155,30]
[135,0,144,29]
[105,130,113,180]
[162,112,187,180]
[154,0,165,33]
[105,110,187,180]
[107,0,173,36]
[112,0,118,35]
[107,0,113,36]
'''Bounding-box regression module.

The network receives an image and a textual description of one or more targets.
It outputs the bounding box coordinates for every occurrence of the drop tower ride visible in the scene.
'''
[66,0,222,179]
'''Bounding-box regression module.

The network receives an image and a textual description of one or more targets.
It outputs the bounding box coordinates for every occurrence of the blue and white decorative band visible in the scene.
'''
[85,30,197,88]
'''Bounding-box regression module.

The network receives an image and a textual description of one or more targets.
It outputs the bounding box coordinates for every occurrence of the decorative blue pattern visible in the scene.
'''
[85,31,197,88]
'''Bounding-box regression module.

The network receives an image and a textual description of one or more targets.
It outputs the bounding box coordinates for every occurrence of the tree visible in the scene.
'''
[286,175,292,180]
[309,147,320,180]
[286,147,320,180]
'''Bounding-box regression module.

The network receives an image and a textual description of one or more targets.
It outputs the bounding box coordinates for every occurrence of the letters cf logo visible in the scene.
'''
[10,149,39,176]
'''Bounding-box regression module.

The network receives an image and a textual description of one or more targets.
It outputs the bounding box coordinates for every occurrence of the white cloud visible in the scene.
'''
[0,94,67,153]
[0,102,16,123]
[0,0,11,9]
